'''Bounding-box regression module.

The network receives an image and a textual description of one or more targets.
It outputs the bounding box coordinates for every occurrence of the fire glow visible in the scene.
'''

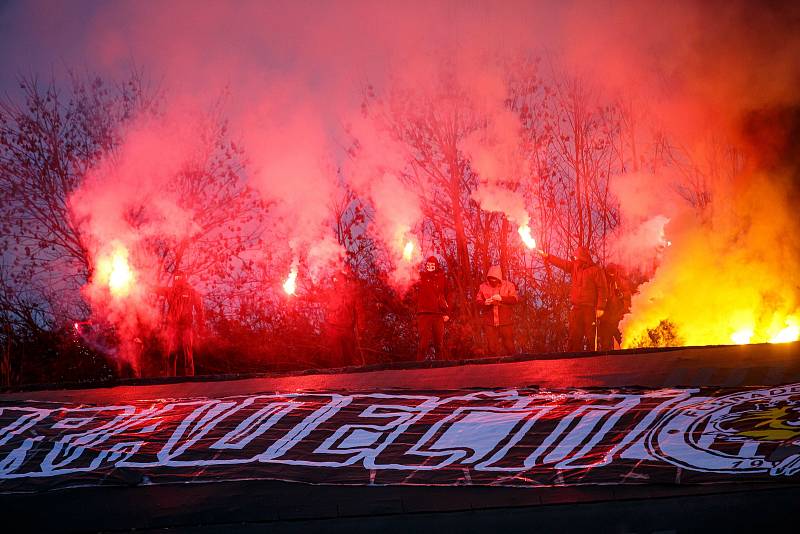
[730,319,799,346]
[402,240,415,262]
[730,328,753,345]
[283,266,298,296]
[769,321,800,344]
[518,225,537,250]
[620,169,800,351]
[95,244,135,298]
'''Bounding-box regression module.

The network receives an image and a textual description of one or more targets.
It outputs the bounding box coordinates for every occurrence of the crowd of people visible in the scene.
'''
[410,246,632,361]
[136,244,632,378]
[318,245,633,366]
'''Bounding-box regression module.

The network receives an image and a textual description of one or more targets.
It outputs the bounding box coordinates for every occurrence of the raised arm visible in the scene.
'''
[541,252,571,273]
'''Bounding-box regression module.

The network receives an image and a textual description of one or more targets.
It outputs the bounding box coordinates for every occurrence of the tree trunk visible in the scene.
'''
[499,215,510,277]
[1,322,11,387]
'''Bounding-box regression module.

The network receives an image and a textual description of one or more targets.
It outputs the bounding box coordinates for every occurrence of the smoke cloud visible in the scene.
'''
[2,0,799,348]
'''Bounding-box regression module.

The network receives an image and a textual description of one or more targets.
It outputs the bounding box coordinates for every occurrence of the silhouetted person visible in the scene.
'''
[416,256,449,361]
[158,270,204,376]
[322,268,364,367]
[598,263,632,350]
[476,265,518,356]
[540,246,607,351]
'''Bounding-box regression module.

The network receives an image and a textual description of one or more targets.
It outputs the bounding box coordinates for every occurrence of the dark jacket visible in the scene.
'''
[417,269,449,315]
[547,254,608,310]
[604,268,632,318]
[325,274,364,330]
[159,282,203,328]
[476,265,519,326]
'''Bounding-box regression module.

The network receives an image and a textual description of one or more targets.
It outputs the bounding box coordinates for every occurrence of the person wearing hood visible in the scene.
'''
[475,265,519,356]
[416,256,449,361]
[540,246,607,351]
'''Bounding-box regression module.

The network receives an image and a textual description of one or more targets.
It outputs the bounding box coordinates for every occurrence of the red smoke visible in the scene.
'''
[2,0,798,351]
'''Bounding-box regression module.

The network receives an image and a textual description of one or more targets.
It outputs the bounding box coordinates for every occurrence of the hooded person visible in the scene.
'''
[157,269,204,376]
[475,265,519,356]
[416,256,449,361]
[540,245,607,351]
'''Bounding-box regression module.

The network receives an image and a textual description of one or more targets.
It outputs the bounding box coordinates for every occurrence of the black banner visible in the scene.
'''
[2,384,800,492]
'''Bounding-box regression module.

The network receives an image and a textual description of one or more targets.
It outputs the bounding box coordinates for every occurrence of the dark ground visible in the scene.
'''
[2,341,799,533]
[3,479,798,533]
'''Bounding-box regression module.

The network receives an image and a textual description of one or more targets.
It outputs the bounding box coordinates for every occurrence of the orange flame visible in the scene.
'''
[769,320,799,344]
[730,328,753,345]
[620,190,800,349]
[518,224,537,249]
[729,318,799,345]
[283,266,298,295]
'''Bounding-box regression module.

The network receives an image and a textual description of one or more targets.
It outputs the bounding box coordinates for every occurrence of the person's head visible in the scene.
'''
[487,265,503,287]
[424,256,440,273]
[573,246,592,264]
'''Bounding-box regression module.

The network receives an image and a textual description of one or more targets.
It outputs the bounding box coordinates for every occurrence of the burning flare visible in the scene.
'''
[402,240,415,262]
[729,317,799,346]
[730,328,753,345]
[620,179,800,350]
[283,266,298,296]
[518,224,537,249]
[769,319,799,344]
[96,244,135,298]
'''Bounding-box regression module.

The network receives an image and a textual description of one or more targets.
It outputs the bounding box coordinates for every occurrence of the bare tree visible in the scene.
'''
[0,73,152,328]
[0,71,271,381]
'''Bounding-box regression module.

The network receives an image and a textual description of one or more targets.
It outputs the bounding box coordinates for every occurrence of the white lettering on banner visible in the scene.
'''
[534,397,640,468]
[258,394,351,462]
[0,407,52,475]
[157,401,240,466]
[0,384,797,488]
[311,396,437,467]
[28,404,183,476]
[40,405,139,476]
[213,399,302,450]
[470,391,694,472]
[373,390,549,471]
[602,390,697,464]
